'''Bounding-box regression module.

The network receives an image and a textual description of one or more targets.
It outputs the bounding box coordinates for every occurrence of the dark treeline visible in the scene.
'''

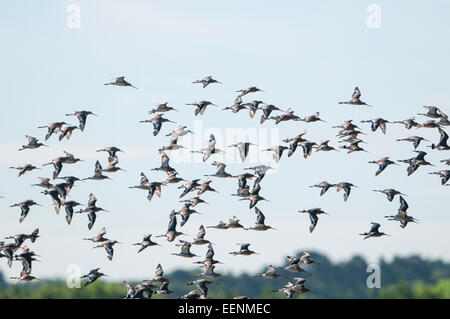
[1,252,449,298]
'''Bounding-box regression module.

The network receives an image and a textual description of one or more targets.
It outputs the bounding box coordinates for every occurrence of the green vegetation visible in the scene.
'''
[1,252,449,299]
[379,279,450,299]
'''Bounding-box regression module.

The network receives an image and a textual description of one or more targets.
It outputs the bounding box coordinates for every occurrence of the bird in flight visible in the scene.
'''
[360,222,389,239]
[192,76,221,88]
[339,87,372,107]
[104,76,137,89]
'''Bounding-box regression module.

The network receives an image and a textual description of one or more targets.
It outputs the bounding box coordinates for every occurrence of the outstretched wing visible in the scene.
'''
[255,207,265,225]
[352,87,361,99]
[94,160,103,173]
[155,264,164,276]
[369,223,381,233]
[88,193,97,206]
[399,196,409,212]
[309,213,318,233]
[439,128,449,146]
[197,225,206,239]
[98,227,107,237]
[167,212,177,231]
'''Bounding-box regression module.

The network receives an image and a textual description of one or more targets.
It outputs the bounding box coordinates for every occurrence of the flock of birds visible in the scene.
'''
[1,75,449,299]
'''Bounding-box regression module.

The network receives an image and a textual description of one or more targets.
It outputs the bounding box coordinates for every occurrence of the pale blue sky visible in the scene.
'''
[0,1,449,281]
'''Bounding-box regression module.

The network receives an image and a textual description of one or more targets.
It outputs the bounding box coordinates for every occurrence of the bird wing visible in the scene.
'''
[155,264,164,276]
[370,223,381,233]
[167,213,177,231]
[88,193,97,206]
[154,183,162,197]
[153,121,162,136]
[197,225,206,239]
[380,122,387,134]
[180,242,191,254]
[216,163,226,175]
[169,136,179,145]
[105,245,114,259]
[309,212,318,225]
[343,185,351,201]
[147,184,156,202]
[205,246,215,259]
[255,209,265,225]
[237,143,247,162]
[197,281,208,296]
[98,227,107,237]
[376,164,387,176]
[63,151,75,159]
[26,135,38,144]
[108,155,119,166]
[397,211,407,218]
[94,160,102,173]
[52,161,63,180]
[140,172,149,185]
[308,213,318,233]
[399,196,409,211]
[415,151,427,161]
[160,282,169,291]
[208,134,216,148]
[251,178,261,195]
[240,243,250,251]
[266,266,276,275]
[352,87,361,99]
[439,128,449,146]
[161,152,170,168]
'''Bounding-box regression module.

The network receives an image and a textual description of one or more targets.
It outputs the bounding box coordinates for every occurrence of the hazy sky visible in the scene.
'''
[1,1,449,282]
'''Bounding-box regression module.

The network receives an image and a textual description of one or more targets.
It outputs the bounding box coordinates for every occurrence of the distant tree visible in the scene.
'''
[0,271,6,288]
[379,279,450,299]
